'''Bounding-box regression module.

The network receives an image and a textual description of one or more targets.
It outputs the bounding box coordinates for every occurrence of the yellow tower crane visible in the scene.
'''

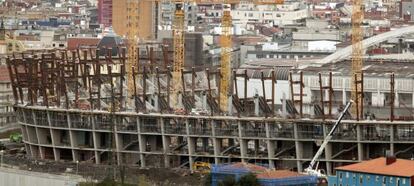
[351,0,364,118]
[219,2,232,112]
[126,0,140,105]
[172,1,186,109]
[219,0,284,113]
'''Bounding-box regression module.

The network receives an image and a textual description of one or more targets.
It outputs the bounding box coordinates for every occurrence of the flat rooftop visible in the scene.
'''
[298,59,414,78]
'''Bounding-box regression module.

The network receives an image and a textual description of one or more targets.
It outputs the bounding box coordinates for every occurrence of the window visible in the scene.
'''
[346,172,349,178]
[390,177,393,183]
[339,173,342,179]
[359,175,363,184]
[397,178,400,186]
[367,175,370,181]
[383,177,386,184]
[376,176,379,182]
[403,179,406,184]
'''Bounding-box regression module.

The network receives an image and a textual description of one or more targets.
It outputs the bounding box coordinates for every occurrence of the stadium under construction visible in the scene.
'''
[7,45,414,176]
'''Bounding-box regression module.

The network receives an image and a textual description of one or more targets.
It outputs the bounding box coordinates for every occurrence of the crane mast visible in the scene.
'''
[351,0,364,117]
[172,1,185,109]
[219,2,232,113]
[126,0,140,104]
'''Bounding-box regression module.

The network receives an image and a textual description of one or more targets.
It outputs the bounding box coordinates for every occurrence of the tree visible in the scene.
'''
[237,173,260,186]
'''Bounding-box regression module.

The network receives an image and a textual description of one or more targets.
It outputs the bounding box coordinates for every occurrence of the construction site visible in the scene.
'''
[4,0,414,182]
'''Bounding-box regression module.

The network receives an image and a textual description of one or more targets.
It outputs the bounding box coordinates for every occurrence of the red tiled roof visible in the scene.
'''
[67,37,100,50]
[335,157,414,177]
[0,66,10,82]
[227,162,267,172]
[256,170,305,179]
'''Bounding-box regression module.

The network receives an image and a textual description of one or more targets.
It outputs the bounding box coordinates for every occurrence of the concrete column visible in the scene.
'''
[395,91,399,107]
[113,121,122,165]
[282,93,287,118]
[46,111,58,161]
[342,78,346,105]
[376,79,381,107]
[32,111,45,159]
[390,125,395,155]
[137,117,146,167]
[160,118,170,168]
[186,119,195,171]
[211,120,221,164]
[411,92,414,108]
[266,122,275,169]
[254,94,259,116]
[202,92,207,111]
[154,94,159,112]
[293,123,303,172]
[228,95,233,115]
[21,110,34,158]
[67,113,77,162]
[238,121,246,163]
[323,124,332,175]
[357,124,363,161]
[178,92,183,109]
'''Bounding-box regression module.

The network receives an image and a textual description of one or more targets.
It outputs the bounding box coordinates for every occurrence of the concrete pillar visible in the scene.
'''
[137,117,146,167]
[228,95,233,115]
[254,140,260,155]
[211,120,220,164]
[342,78,346,105]
[46,111,59,161]
[114,124,121,165]
[376,79,381,107]
[238,121,246,162]
[202,92,207,111]
[185,119,195,171]
[160,118,171,168]
[411,92,414,108]
[390,125,395,155]
[357,125,363,161]
[282,93,287,118]
[178,92,183,109]
[154,94,159,112]
[254,94,259,116]
[323,124,332,175]
[395,91,399,107]
[67,113,77,162]
[266,122,275,169]
[293,123,303,172]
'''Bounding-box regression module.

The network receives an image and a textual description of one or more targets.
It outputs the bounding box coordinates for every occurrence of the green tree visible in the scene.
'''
[237,173,260,186]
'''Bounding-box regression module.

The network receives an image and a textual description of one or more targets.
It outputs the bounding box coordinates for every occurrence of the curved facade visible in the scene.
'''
[16,105,414,175]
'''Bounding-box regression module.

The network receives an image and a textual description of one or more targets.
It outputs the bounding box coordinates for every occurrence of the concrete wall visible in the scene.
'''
[0,167,84,186]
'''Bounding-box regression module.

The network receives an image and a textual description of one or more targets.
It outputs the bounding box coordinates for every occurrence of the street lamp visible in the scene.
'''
[76,160,79,175]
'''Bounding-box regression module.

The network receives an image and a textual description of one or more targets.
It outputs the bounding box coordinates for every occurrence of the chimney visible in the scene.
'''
[385,150,396,165]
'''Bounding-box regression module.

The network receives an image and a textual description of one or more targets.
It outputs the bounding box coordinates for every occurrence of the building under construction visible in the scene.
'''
[6,42,414,175]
